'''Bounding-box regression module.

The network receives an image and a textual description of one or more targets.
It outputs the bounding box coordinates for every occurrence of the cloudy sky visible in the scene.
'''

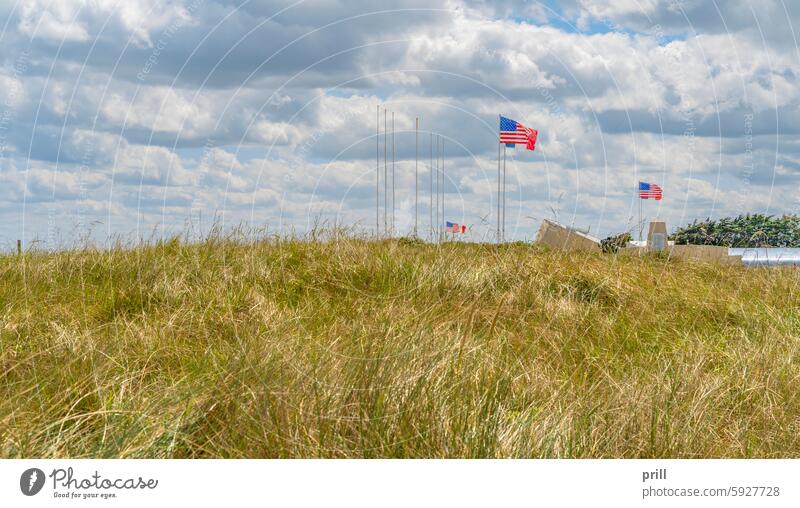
[1,0,798,247]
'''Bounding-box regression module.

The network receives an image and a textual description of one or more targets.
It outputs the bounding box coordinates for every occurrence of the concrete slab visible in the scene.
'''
[535,219,601,252]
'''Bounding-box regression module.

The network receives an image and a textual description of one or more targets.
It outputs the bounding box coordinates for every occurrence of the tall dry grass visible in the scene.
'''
[2,231,800,457]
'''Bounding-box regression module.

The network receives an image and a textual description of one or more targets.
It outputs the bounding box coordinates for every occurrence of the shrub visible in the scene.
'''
[670,214,800,247]
[601,232,632,253]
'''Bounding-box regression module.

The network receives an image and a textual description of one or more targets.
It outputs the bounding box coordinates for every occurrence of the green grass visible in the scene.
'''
[2,233,800,458]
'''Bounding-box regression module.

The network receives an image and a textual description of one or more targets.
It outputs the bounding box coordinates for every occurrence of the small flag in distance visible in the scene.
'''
[446,221,467,233]
[639,181,663,200]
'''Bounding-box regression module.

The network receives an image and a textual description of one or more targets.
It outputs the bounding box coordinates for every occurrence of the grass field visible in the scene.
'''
[2,233,800,458]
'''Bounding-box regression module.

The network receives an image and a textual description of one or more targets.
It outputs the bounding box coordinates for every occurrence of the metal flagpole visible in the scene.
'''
[497,117,502,243]
[502,144,507,242]
[429,131,433,242]
[415,116,419,238]
[384,109,388,237]
[392,112,396,236]
[438,136,442,244]
[376,105,380,237]
[638,181,642,243]
[440,137,445,244]
[435,135,439,243]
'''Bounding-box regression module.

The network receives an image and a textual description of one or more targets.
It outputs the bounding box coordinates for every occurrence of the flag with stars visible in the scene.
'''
[499,115,538,151]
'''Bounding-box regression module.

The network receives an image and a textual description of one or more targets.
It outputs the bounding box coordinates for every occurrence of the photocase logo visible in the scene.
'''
[20,468,45,496]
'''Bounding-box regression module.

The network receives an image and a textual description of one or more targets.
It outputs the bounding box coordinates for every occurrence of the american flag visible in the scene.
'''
[499,116,538,151]
[446,221,466,233]
[639,181,663,200]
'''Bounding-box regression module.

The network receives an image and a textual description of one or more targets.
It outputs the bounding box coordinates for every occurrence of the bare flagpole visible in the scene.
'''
[392,111,396,236]
[429,131,433,242]
[438,136,442,244]
[384,109,388,236]
[376,105,380,237]
[439,138,447,244]
[438,135,443,244]
[415,116,419,238]
[435,135,439,243]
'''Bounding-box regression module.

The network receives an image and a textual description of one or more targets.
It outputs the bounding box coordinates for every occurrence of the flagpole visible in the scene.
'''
[376,105,380,238]
[430,131,433,242]
[438,135,442,244]
[502,144,507,242]
[392,111,396,237]
[435,135,440,244]
[638,181,642,243]
[384,109,388,237]
[415,116,419,238]
[497,117,501,244]
[441,137,445,244]
[440,136,444,244]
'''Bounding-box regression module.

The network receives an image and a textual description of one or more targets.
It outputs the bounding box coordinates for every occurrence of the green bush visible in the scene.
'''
[601,232,632,253]
[670,214,800,247]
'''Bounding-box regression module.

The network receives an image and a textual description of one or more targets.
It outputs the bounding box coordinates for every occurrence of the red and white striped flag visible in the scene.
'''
[446,221,466,233]
[500,116,538,151]
[638,181,662,200]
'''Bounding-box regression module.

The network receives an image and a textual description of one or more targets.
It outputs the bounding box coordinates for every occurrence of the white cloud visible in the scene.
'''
[115,144,194,186]
[19,1,91,42]
[18,0,195,46]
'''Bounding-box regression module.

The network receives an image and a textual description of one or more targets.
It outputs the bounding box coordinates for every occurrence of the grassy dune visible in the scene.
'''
[2,235,800,458]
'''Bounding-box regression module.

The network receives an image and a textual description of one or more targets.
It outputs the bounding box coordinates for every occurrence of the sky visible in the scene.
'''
[1,0,799,248]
